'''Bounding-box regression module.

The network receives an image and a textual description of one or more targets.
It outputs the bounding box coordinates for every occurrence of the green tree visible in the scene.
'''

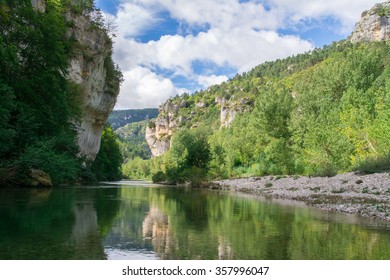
[91,125,123,181]
[162,128,211,186]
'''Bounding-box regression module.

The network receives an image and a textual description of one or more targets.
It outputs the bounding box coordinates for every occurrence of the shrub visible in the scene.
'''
[152,171,166,183]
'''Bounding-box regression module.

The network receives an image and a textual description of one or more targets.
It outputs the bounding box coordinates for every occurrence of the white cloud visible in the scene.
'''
[197,74,229,88]
[115,2,160,37]
[115,66,182,109]
[110,0,380,109]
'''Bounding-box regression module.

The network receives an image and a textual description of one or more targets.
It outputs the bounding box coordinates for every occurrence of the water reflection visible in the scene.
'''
[0,184,390,260]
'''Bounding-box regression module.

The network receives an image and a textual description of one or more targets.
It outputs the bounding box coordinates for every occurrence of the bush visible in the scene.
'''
[16,137,81,185]
[353,155,390,174]
[152,171,166,183]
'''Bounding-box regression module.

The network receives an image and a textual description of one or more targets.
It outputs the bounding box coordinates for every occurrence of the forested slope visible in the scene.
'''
[123,40,390,183]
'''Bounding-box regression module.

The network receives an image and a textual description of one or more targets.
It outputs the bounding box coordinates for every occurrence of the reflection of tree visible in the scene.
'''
[0,188,75,259]
[0,187,122,260]
[67,187,121,259]
[145,188,390,260]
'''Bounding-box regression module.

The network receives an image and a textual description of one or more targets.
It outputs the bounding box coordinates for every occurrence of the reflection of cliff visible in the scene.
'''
[142,206,174,257]
[218,237,233,260]
[67,188,121,259]
[68,202,106,259]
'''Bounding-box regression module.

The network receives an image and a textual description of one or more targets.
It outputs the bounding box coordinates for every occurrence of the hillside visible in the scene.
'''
[123,1,390,183]
[108,108,158,130]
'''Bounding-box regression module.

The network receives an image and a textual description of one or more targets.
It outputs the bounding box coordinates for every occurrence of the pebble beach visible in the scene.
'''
[210,172,390,221]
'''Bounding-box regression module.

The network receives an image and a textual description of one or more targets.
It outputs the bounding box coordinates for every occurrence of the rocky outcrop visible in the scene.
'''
[66,12,120,160]
[350,1,390,43]
[0,168,52,188]
[145,100,185,157]
[216,96,252,128]
[31,0,45,13]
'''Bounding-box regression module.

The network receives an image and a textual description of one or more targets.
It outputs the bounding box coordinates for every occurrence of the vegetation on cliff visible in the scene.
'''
[0,0,122,186]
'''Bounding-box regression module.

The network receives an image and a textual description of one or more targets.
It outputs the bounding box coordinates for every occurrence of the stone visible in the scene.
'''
[0,168,52,188]
[31,0,45,13]
[29,169,52,188]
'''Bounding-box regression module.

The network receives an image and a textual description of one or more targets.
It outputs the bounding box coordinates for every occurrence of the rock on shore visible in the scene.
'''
[211,172,390,221]
[0,168,52,188]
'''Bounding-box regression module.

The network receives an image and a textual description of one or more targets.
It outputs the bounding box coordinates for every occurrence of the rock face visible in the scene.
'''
[31,0,45,12]
[216,96,252,128]
[66,12,120,160]
[350,1,390,43]
[145,101,183,157]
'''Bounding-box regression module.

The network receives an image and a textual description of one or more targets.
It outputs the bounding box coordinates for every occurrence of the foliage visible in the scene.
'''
[91,125,123,181]
[15,134,81,185]
[161,128,211,186]
[115,120,153,160]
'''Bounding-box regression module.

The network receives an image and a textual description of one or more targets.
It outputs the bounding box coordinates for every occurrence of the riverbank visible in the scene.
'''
[209,172,390,221]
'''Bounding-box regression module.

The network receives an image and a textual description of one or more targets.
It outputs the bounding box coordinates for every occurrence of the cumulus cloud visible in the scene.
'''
[109,0,379,109]
[115,66,183,110]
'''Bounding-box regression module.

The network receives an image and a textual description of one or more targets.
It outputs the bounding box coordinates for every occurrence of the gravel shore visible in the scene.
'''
[210,172,390,221]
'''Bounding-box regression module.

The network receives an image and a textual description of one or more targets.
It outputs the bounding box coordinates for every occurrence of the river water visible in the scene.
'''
[0,181,389,260]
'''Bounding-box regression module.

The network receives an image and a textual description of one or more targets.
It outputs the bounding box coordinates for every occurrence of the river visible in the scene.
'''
[0,181,389,260]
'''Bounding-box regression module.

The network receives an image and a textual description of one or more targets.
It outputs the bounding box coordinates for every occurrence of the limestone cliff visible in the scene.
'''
[30,0,120,160]
[145,101,184,157]
[350,1,390,43]
[215,96,252,128]
[66,11,120,160]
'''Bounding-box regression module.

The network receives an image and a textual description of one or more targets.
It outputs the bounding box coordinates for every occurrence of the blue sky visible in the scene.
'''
[95,0,379,109]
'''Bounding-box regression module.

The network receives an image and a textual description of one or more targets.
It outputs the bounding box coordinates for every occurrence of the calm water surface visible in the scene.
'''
[0,181,390,260]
